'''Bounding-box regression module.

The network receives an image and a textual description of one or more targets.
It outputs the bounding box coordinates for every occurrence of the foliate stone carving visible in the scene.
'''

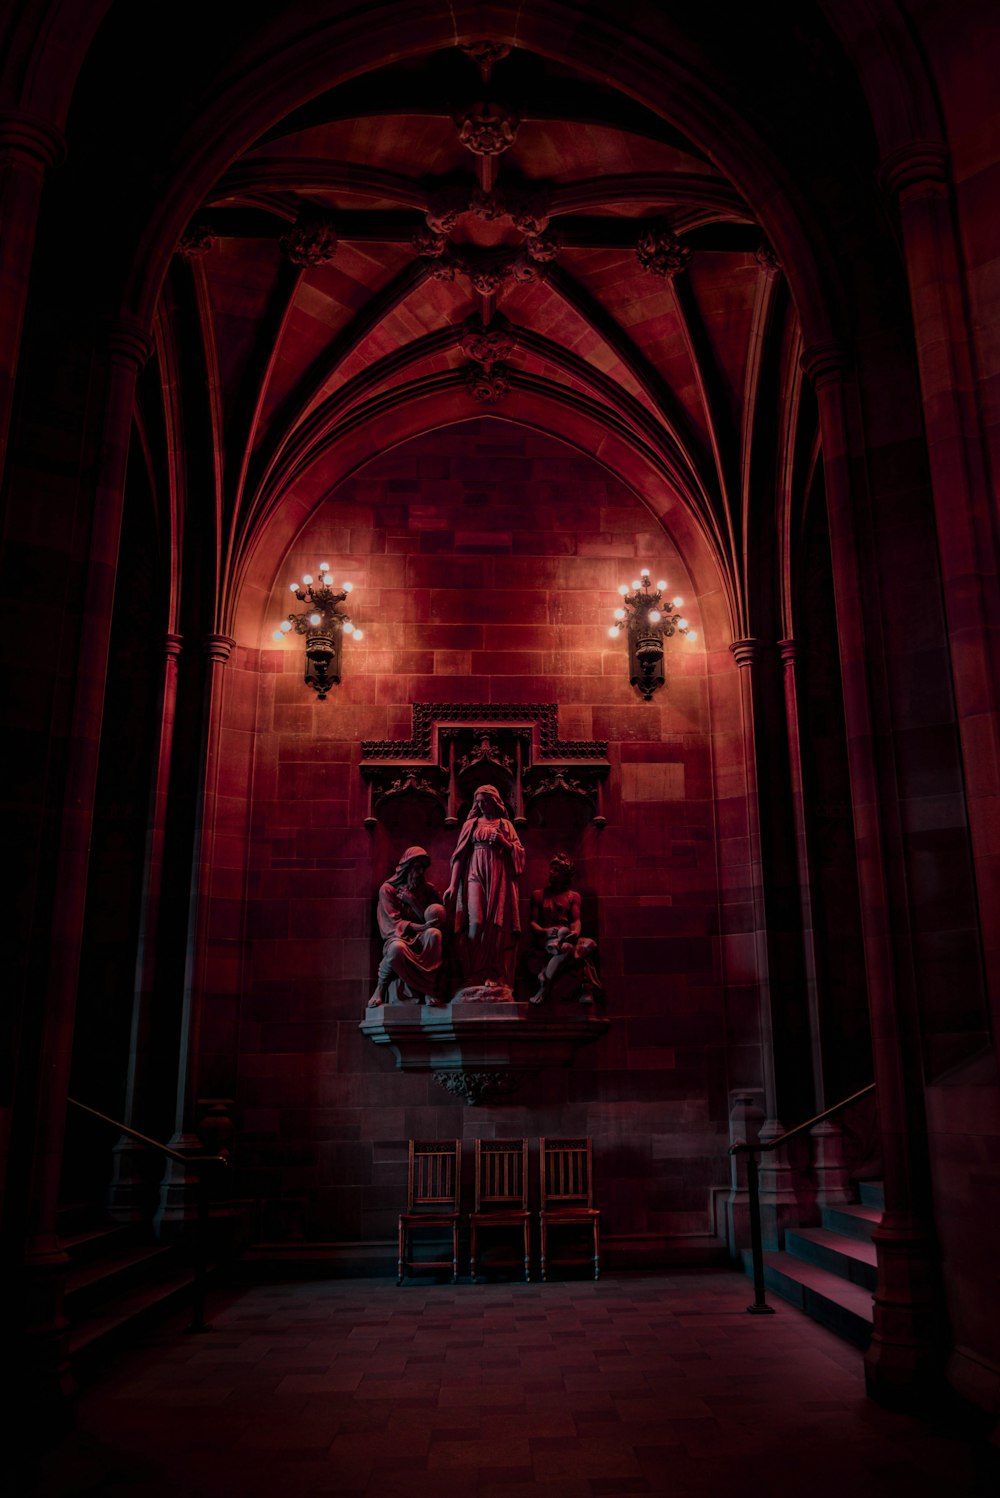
[505,189,551,237]
[279,211,338,267]
[460,41,512,82]
[454,102,520,156]
[433,1070,524,1105]
[755,241,780,277]
[464,361,511,403]
[178,225,215,258]
[412,228,450,259]
[467,255,515,297]
[425,182,472,236]
[469,185,505,222]
[635,224,692,278]
[460,313,518,367]
[524,234,560,263]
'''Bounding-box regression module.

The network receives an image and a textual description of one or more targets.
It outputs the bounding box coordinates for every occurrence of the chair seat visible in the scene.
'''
[399,1211,459,1226]
[540,1207,599,1221]
[470,1208,529,1224]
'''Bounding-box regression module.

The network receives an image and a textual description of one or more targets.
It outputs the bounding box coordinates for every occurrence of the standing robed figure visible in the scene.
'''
[445,784,525,998]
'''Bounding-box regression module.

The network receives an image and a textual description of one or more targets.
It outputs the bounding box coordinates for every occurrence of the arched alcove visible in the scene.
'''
[203,417,743,1252]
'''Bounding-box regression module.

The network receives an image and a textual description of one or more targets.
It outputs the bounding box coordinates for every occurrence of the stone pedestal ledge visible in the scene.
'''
[359,1001,610,1103]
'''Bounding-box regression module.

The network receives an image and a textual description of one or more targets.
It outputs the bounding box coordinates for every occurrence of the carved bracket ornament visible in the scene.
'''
[360,703,609,829]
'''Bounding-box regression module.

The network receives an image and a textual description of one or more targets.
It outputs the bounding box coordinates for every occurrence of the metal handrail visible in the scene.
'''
[68,1097,228,1332]
[728,1081,876,1316]
[729,1082,876,1156]
[68,1098,227,1168]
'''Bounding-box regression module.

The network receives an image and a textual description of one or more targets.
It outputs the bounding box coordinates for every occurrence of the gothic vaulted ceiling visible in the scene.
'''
[147,39,820,638]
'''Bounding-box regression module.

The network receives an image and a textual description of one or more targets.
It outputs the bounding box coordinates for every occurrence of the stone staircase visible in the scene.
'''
[59,1191,254,1379]
[58,1203,200,1379]
[745,1182,883,1348]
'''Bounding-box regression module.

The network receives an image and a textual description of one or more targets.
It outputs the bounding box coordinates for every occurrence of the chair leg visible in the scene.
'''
[540,1218,547,1282]
[397,1222,405,1286]
[452,1222,459,1284]
[593,1220,600,1281]
[469,1220,476,1283]
[524,1219,530,1283]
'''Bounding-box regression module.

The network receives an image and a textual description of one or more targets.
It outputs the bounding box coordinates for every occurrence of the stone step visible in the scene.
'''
[857,1180,885,1209]
[785,1227,878,1291]
[820,1202,881,1243]
[744,1249,874,1349]
[65,1244,174,1318]
[69,1269,207,1379]
[58,1222,142,1266]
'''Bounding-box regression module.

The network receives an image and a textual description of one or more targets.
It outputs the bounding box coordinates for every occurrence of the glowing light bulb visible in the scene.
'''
[303,574,314,587]
[631,578,641,590]
[678,618,688,631]
[352,628,364,642]
[309,612,321,626]
[649,609,662,623]
[608,625,620,638]
[672,596,683,609]
[656,579,667,592]
[686,629,698,642]
[271,630,283,642]
[342,581,353,593]
[613,607,626,621]
[618,584,629,596]
[319,561,329,572]
[289,582,299,591]
[641,567,650,577]
[280,619,293,633]
[342,621,354,635]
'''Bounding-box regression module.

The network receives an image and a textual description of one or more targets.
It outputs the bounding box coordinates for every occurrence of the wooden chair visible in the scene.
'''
[398,1140,462,1285]
[470,1138,530,1282]
[539,1137,600,1281]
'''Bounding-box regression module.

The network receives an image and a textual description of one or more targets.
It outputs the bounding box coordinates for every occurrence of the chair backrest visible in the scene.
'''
[540,1137,593,1209]
[474,1138,528,1211]
[407,1139,461,1213]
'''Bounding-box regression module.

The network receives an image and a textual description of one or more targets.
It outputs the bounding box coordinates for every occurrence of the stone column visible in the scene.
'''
[156,633,234,1236]
[880,143,1000,1043]
[109,633,184,1221]
[778,639,850,1206]
[803,341,942,1405]
[22,317,153,1401]
[0,108,65,494]
[729,638,797,1244]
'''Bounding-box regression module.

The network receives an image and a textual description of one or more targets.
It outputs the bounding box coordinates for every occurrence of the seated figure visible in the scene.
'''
[525,853,604,1005]
[368,847,446,1007]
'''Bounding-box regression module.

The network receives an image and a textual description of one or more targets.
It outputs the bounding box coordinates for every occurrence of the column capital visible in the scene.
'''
[879,140,949,200]
[0,107,65,169]
[162,632,184,660]
[800,341,851,391]
[729,637,763,668]
[203,633,236,664]
[777,638,800,666]
[103,315,155,372]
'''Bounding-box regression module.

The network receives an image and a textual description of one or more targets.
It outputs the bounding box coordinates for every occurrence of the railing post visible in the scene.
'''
[745,1150,774,1315]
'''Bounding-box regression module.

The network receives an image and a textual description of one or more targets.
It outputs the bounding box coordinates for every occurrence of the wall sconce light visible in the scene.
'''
[272,562,363,700]
[607,567,697,700]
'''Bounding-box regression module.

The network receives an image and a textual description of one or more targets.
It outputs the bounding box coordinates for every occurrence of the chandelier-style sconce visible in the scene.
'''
[607,568,697,700]
[272,562,363,701]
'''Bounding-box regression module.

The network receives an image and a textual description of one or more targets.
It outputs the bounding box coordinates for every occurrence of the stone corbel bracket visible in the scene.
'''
[358,1003,610,1104]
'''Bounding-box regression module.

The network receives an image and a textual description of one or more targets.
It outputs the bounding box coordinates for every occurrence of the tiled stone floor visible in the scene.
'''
[25,1271,998,1497]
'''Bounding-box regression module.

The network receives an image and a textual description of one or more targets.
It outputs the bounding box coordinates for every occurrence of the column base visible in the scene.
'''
[864,1210,947,1410]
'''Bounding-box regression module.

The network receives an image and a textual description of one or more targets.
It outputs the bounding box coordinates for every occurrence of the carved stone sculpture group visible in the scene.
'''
[367,785,600,1009]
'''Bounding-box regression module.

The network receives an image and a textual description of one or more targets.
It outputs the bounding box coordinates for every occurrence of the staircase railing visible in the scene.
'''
[729,1082,876,1316]
[67,1097,228,1333]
